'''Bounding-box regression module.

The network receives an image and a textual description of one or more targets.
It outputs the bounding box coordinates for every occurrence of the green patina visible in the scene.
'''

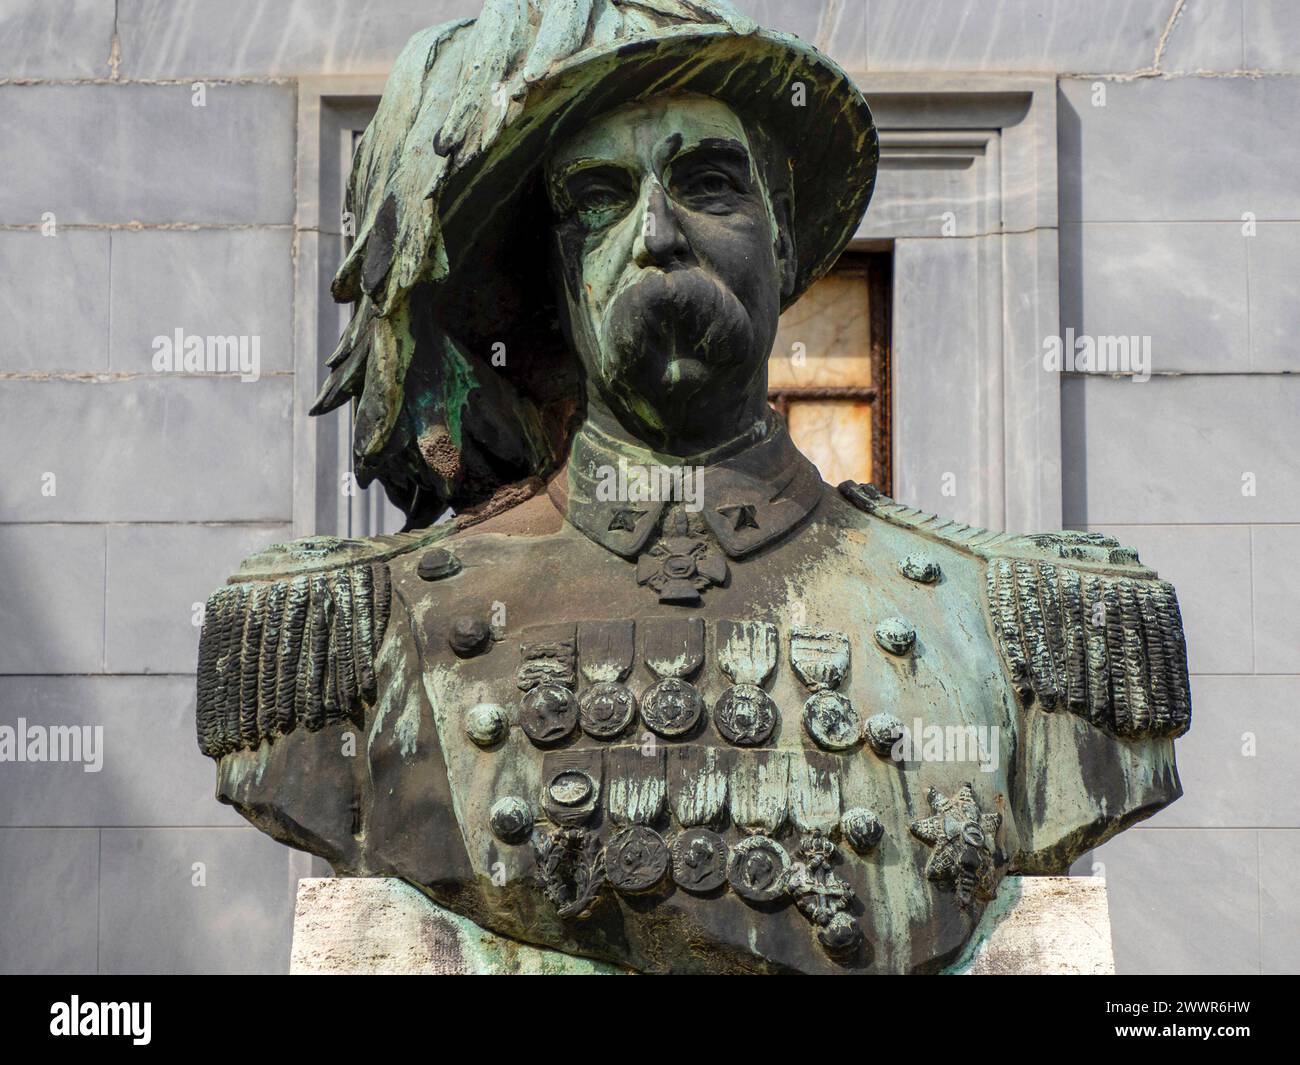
[941,876,1025,975]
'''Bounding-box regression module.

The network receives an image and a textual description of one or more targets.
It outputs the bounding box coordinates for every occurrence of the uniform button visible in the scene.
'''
[417,547,460,581]
[448,615,492,657]
[899,553,941,583]
[841,807,885,852]
[874,617,916,655]
[863,712,904,757]
[464,703,507,747]
[489,796,532,843]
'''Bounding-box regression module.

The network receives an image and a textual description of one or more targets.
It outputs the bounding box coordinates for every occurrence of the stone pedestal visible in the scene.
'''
[290,875,1113,975]
[289,878,626,974]
[946,875,1115,974]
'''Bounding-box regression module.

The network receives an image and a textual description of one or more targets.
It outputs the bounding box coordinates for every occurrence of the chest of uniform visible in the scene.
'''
[402,524,1011,757]
[383,526,1014,971]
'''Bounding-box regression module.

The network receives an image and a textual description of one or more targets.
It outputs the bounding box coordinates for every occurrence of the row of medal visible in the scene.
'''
[477,616,918,752]
[491,801,874,958]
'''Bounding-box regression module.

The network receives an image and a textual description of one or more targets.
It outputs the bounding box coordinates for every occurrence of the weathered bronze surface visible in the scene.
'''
[195,0,1190,974]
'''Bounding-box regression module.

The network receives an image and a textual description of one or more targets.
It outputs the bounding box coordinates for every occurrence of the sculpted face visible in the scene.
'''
[546,95,796,454]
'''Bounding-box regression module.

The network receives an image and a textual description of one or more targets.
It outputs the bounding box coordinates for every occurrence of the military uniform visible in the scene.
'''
[196,418,1189,974]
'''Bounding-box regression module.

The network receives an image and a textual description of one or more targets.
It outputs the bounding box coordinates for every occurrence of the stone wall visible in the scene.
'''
[0,0,1294,974]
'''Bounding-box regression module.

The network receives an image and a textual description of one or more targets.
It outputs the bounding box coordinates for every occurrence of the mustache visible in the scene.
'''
[601,266,754,368]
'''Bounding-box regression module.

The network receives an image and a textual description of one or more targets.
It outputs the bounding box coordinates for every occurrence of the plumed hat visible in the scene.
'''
[314,0,877,525]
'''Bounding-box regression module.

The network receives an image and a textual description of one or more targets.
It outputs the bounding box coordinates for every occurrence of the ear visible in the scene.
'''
[773,191,797,302]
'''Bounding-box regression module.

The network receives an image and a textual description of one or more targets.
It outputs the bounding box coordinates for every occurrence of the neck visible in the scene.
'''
[583,387,773,460]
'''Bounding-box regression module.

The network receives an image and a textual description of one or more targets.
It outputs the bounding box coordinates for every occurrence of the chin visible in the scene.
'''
[659,356,717,389]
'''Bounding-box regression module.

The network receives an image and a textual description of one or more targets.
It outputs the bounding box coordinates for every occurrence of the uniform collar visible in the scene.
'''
[551,412,824,559]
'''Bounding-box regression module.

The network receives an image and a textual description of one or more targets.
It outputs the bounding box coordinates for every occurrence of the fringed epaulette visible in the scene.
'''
[839,482,1191,740]
[196,530,446,758]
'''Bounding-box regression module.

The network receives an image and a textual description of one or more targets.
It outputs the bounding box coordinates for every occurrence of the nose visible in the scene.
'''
[632,181,689,268]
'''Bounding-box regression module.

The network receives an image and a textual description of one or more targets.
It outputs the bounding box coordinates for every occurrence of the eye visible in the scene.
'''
[562,171,635,229]
[576,184,628,213]
[671,164,746,212]
[680,170,737,197]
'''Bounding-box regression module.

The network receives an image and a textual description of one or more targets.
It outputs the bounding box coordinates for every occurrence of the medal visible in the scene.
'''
[577,620,637,738]
[727,834,791,902]
[605,825,670,894]
[671,828,729,893]
[640,617,706,738]
[714,620,779,746]
[517,625,579,745]
[540,749,602,825]
[790,628,860,750]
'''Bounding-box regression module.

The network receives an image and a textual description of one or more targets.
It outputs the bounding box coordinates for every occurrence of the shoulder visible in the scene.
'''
[196,529,449,759]
[838,481,1191,740]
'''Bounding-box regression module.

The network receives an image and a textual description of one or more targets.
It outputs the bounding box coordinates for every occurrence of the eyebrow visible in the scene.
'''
[546,158,631,206]
[666,137,752,173]
[546,136,754,206]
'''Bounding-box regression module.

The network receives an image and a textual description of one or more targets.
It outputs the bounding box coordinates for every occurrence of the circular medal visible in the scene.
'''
[605,826,669,894]
[713,684,778,746]
[640,678,704,738]
[547,770,594,808]
[519,682,578,745]
[578,681,637,739]
[728,835,791,902]
[671,829,729,893]
[802,690,861,750]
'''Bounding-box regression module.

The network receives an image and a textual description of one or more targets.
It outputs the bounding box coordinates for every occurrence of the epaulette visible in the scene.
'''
[839,482,1191,740]
[196,529,448,759]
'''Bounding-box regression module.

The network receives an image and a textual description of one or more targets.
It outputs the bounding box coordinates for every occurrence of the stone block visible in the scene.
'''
[116,0,479,77]
[1247,221,1300,373]
[1061,374,1300,525]
[0,376,293,523]
[1251,524,1300,673]
[1094,827,1260,975]
[108,228,293,374]
[0,84,295,224]
[99,827,293,974]
[105,522,291,674]
[867,0,1168,72]
[1260,830,1300,974]
[0,230,110,373]
[0,0,115,78]
[0,524,104,674]
[0,828,99,975]
[1060,222,1249,375]
[1059,77,1300,222]
[1145,676,1300,829]
[0,675,244,828]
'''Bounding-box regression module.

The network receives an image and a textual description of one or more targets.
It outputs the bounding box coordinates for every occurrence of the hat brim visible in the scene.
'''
[436,26,877,320]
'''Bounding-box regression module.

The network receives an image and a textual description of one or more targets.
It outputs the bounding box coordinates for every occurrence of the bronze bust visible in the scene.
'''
[195,0,1190,974]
